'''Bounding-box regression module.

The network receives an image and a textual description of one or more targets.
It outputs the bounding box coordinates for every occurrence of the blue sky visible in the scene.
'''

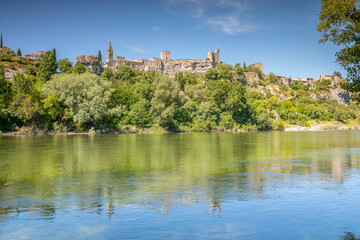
[0,0,344,78]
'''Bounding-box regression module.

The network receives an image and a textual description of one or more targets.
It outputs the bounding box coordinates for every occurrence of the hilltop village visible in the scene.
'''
[1,41,344,93]
[0,38,359,135]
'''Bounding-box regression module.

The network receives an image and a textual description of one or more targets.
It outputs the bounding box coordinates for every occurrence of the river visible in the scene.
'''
[1,131,360,239]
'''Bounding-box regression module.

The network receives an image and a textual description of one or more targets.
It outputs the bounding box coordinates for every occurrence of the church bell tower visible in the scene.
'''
[106,41,113,64]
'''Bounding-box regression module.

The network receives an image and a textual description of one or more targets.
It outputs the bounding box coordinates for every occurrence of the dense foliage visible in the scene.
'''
[1,50,360,134]
[318,0,360,102]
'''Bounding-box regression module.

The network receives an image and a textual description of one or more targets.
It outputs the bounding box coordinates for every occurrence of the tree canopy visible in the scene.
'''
[318,0,360,101]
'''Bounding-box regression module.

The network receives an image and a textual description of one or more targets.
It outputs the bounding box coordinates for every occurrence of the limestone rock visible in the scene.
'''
[329,87,350,104]
[0,48,16,56]
[243,72,260,85]
[284,125,310,131]
[75,55,102,75]
[162,60,216,77]
[24,51,45,61]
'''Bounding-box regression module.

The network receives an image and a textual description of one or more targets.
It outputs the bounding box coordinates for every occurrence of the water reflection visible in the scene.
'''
[0,131,360,238]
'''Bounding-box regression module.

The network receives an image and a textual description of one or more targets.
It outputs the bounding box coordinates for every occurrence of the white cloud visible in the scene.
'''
[163,0,258,35]
[206,15,258,35]
[124,44,146,53]
[216,0,248,11]
[112,41,147,54]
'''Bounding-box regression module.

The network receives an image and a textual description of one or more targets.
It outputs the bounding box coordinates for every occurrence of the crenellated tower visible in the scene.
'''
[161,51,171,61]
[106,41,113,64]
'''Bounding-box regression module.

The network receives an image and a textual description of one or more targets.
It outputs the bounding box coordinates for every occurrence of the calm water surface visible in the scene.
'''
[1,131,360,239]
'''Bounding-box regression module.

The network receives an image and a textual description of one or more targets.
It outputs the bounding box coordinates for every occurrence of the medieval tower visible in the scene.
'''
[106,41,113,64]
[214,49,220,63]
[207,49,220,63]
[161,51,171,61]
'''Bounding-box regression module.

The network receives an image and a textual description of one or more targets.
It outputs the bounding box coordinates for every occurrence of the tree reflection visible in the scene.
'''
[0,131,359,220]
[341,232,360,240]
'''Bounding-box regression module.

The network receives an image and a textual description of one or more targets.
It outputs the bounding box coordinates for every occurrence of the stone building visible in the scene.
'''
[97,41,220,76]
[249,62,263,73]
[161,51,171,61]
[207,49,220,63]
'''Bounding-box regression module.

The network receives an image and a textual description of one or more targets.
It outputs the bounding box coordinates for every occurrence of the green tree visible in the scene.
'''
[205,68,218,81]
[194,101,221,125]
[0,64,12,106]
[12,72,36,95]
[175,71,197,90]
[10,72,41,125]
[41,72,113,124]
[114,64,133,81]
[52,48,56,60]
[58,58,73,73]
[73,63,86,74]
[17,49,22,56]
[225,82,248,123]
[0,64,4,81]
[0,33,2,48]
[217,63,233,80]
[206,80,231,110]
[101,67,114,81]
[26,66,37,76]
[97,50,102,62]
[128,99,149,127]
[38,50,57,81]
[318,0,360,101]
[150,75,184,128]
[110,84,138,110]
[269,72,276,83]
[333,71,342,77]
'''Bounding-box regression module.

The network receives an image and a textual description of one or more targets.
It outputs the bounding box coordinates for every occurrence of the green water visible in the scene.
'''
[1,131,360,239]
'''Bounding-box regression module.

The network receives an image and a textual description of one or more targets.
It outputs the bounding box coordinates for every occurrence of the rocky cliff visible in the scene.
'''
[162,60,216,76]
[24,51,45,61]
[75,55,102,75]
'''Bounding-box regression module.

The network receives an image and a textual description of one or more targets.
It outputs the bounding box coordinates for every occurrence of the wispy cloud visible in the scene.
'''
[124,44,146,53]
[216,0,248,11]
[152,26,164,31]
[113,41,147,54]
[163,0,259,35]
[206,15,258,35]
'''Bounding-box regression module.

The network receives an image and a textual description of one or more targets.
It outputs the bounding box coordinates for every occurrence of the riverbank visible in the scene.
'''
[1,120,359,136]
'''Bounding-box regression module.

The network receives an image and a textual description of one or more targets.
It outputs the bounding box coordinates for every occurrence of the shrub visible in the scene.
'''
[316,79,331,91]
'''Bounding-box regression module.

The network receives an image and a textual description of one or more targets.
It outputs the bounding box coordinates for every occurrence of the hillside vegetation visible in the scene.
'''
[1,47,360,135]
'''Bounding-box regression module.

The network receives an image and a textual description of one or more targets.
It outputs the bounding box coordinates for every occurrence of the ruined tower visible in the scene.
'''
[207,49,220,63]
[214,49,220,63]
[106,41,113,64]
[207,51,214,62]
[161,51,171,61]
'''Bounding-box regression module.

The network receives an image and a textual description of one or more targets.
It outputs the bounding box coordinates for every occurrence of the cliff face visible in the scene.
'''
[162,60,216,76]
[24,51,45,61]
[75,55,102,75]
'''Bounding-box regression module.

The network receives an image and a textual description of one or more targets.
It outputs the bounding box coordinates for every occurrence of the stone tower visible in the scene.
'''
[214,49,220,63]
[161,51,171,61]
[207,51,214,62]
[106,41,113,64]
